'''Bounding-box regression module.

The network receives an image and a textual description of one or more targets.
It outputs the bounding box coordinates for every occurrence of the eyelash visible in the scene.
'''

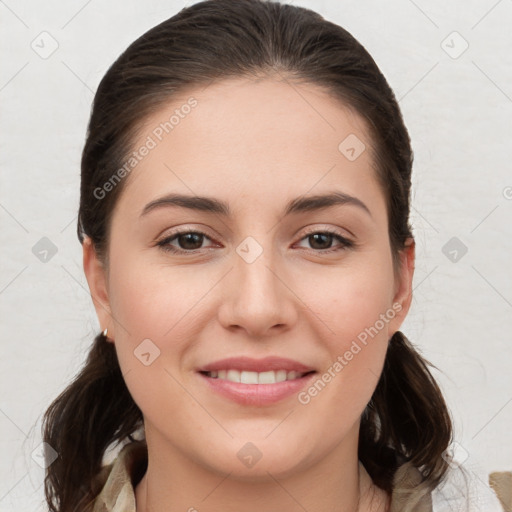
[156,227,354,255]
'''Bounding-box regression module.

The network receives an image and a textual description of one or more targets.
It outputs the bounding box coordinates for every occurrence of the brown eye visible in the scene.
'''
[175,232,205,250]
[156,228,353,255]
[308,233,334,250]
[157,230,213,253]
[296,229,353,253]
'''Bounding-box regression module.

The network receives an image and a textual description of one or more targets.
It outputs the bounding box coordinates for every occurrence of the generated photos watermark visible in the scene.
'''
[298,302,402,405]
[93,97,198,200]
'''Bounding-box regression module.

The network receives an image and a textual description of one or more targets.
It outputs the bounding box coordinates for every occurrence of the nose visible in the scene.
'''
[217,242,298,338]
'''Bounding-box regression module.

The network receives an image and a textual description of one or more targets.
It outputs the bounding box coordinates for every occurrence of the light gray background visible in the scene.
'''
[1,0,511,510]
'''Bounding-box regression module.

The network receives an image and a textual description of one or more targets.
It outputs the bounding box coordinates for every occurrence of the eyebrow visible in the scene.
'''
[140,191,372,219]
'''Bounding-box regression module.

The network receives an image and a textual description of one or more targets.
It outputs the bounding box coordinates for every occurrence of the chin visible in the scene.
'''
[201,438,311,481]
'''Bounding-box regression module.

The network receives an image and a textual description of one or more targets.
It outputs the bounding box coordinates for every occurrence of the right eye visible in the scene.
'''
[156,230,216,254]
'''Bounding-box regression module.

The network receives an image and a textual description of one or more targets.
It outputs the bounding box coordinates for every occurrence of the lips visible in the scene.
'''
[197,369,317,406]
[197,356,316,374]
[195,356,318,405]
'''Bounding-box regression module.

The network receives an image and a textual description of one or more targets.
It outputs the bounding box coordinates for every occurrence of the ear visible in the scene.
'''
[82,236,114,343]
[388,237,415,336]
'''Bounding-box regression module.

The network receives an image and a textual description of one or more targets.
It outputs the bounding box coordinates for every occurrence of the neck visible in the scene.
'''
[134,424,389,512]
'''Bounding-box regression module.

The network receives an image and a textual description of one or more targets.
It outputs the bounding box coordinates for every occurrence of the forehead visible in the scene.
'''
[113,76,385,222]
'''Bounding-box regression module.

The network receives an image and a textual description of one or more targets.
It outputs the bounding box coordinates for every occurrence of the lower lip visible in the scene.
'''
[197,372,317,406]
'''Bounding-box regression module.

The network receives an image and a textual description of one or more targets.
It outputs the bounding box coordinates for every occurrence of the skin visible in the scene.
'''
[83,76,415,512]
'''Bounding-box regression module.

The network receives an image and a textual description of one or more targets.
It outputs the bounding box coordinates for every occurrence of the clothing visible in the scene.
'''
[91,440,509,512]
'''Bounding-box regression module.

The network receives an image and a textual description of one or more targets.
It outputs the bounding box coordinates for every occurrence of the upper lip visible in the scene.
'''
[197,356,316,373]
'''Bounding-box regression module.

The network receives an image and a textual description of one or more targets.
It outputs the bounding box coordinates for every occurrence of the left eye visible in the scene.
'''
[156,229,353,254]
[296,230,353,252]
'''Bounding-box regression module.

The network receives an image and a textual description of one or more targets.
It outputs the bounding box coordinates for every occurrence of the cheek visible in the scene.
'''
[106,259,204,425]
[299,261,394,405]
[307,259,395,345]
[108,254,210,340]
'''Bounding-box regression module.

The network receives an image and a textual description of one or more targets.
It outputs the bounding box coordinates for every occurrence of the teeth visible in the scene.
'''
[205,369,308,384]
[227,369,241,382]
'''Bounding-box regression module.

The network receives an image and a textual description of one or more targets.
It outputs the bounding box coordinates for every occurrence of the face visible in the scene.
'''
[84,76,414,480]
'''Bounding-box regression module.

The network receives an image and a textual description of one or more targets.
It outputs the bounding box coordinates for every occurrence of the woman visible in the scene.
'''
[41,0,508,511]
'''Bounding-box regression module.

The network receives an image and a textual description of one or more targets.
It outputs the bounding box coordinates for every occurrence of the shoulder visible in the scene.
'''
[91,440,147,512]
[431,462,506,511]
[389,460,508,512]
[489,470,511,512]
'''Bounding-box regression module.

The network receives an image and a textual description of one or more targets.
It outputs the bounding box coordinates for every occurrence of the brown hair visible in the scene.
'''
[41,0,453,510]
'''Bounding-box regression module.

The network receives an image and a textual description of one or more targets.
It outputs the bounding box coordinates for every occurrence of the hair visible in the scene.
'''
[41,0,453,510]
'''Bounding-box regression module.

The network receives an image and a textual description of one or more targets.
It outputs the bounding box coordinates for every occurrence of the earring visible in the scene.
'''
[103,328,108,338]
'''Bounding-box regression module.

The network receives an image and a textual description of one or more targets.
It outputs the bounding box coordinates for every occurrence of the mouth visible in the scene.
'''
[195,356,318,405]
[196,369,318,406]
[198,369,317,384]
